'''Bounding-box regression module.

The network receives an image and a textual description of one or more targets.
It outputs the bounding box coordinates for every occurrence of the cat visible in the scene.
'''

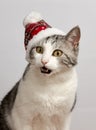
[0,13,80,130]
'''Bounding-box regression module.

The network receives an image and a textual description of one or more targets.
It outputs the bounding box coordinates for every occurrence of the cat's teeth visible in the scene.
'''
[40,67,52,74]
[41,67,48,72]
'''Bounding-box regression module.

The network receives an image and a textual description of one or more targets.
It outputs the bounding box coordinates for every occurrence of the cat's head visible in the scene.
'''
[23,12,80,76]
[26,26,80,76]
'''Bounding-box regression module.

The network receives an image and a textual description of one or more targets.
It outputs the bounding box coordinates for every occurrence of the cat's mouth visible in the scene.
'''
[40,67,52,74]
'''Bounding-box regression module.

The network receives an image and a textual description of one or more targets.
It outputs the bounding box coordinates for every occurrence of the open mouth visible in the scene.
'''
[40,67,52,74]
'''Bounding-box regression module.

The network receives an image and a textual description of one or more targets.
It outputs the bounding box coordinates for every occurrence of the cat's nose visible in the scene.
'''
[41,59,48,65]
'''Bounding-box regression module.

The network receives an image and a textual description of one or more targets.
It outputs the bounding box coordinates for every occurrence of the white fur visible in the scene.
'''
[9,68,77,130]
[8,42,78,130]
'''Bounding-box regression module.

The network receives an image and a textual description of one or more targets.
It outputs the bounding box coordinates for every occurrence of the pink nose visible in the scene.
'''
[41,60,48,65]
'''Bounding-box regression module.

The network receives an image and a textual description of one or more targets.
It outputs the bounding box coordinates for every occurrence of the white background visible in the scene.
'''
[0,0,96,130]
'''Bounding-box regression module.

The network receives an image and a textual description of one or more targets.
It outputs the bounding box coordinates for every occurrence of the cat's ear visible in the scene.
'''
[65,26,81,48]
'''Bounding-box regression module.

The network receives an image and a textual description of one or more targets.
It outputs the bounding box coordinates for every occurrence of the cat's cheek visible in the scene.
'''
[34,54,42,67]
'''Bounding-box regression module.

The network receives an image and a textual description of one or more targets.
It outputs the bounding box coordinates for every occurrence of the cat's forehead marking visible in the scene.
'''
[36,35,66,51]
[45,35,59,45]
[43,41,53,51]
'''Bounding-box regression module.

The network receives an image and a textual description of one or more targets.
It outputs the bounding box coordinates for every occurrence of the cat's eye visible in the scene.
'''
[36,46,43,54]
[52,50,63,57]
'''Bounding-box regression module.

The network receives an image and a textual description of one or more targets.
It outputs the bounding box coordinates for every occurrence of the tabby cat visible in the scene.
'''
[0,12,80,130]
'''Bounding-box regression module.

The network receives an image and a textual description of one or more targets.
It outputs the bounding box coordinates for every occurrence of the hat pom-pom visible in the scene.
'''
[23,11,42,27]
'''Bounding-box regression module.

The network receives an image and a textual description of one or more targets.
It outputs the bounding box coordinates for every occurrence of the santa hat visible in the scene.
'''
[23,12,65,55]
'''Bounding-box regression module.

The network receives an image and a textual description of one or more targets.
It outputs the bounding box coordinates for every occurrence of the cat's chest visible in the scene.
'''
[11,75,76,130]
[14,79,74,117]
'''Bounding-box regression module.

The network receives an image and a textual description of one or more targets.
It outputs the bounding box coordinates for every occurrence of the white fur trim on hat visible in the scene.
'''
[23,12,42,27]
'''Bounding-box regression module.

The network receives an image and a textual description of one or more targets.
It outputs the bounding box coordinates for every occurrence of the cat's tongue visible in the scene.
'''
[40,67,52,74]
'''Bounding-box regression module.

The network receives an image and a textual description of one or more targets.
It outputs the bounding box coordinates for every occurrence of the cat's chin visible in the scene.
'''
[40,67,52,75]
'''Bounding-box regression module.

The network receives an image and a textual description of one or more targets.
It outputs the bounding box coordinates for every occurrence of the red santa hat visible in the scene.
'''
[23,12,65,54]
